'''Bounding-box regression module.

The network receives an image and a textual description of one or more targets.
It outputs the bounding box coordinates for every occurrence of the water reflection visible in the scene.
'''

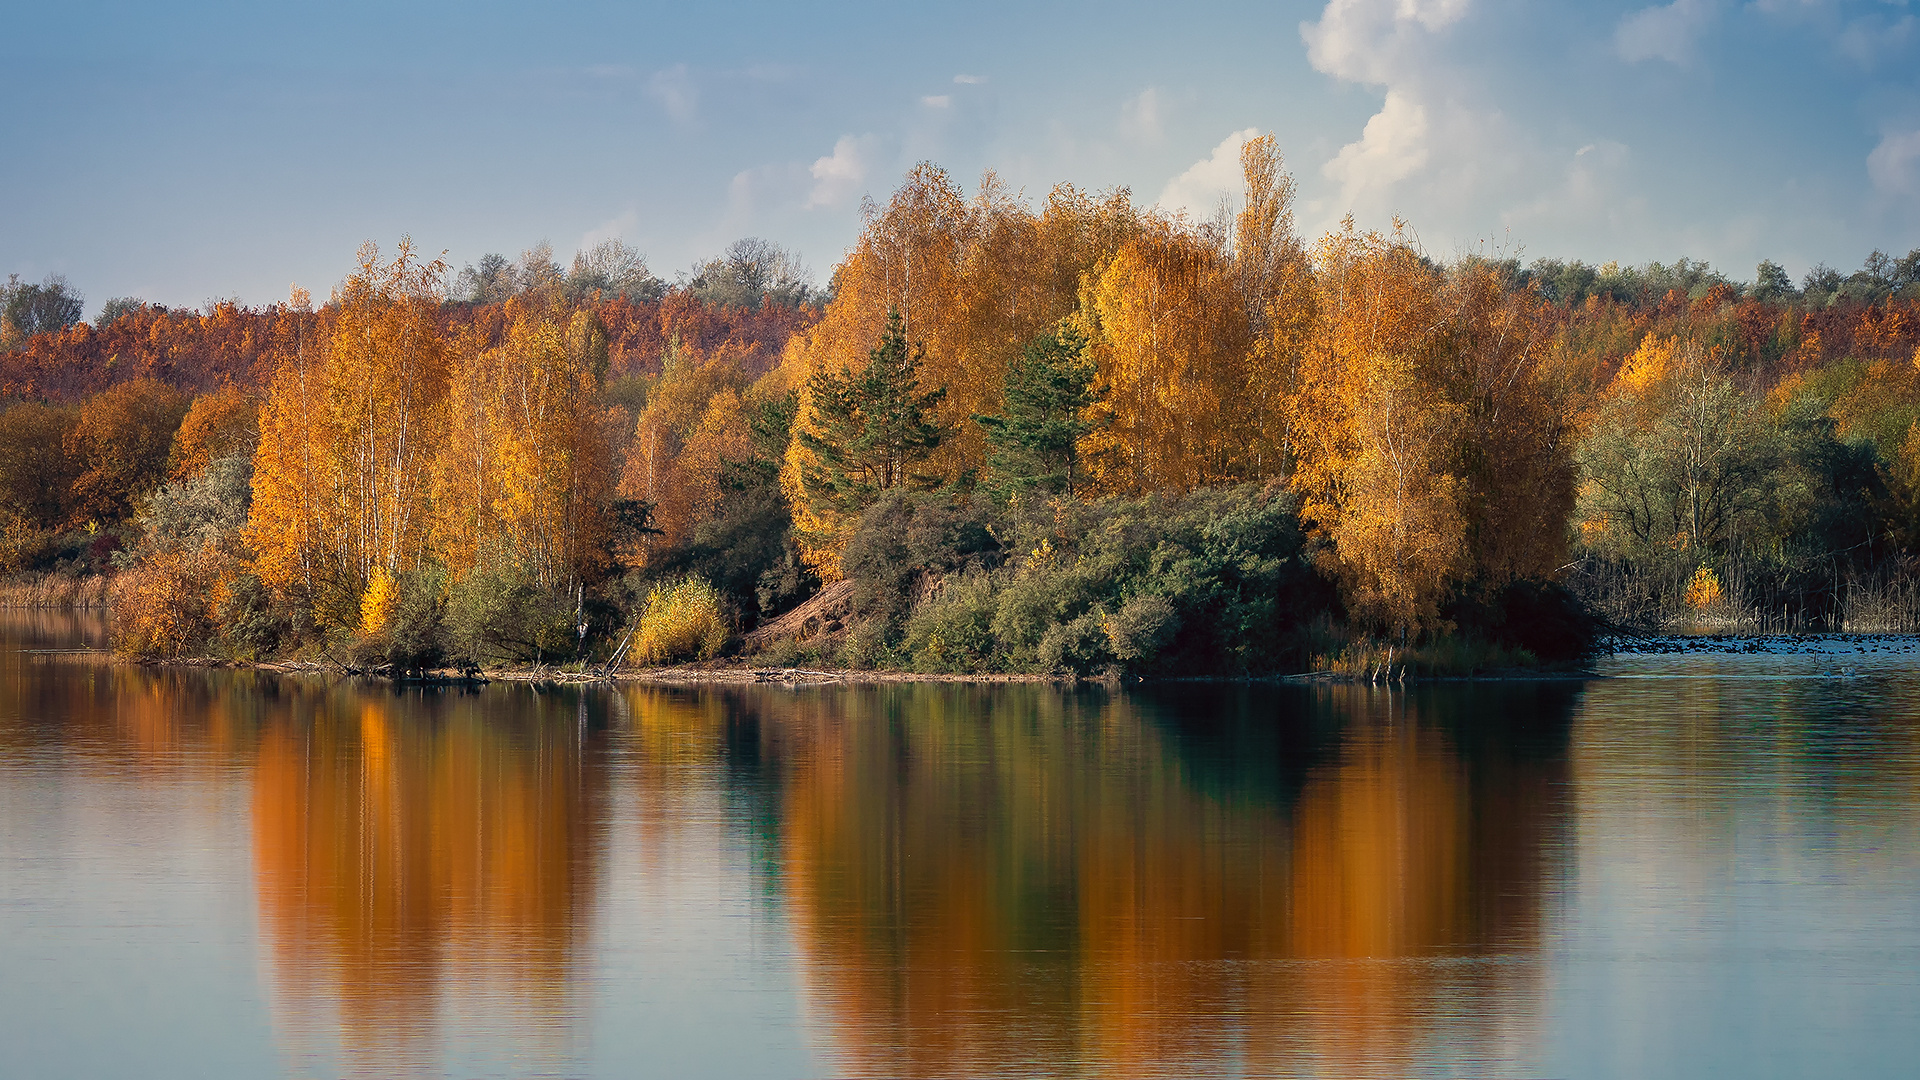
[13,615,1920,1079]
[731,682,1577,1079]
[250,685,607,1077]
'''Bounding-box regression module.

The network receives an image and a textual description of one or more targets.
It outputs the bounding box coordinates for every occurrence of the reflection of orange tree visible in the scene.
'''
[0,650,262,778]
[250,687,603,1076]
[771,684,1565,1079]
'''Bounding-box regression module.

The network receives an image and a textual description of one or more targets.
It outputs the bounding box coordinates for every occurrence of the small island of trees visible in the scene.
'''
[4,137,1920,678]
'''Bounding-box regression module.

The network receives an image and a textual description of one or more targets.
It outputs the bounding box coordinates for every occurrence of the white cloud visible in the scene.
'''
[1868,128,1920,195]
[1615,0,1717,65]
[1302,0,1470,85]
[1121,87,1165,144]
[921,94,952,108]
[646,64,697,123]
[807,134,881,210]
[1301,0,1471,211]
[1157,128,1262,219]
[579,209,639,251]
[1323,90,1430,198]
[953,74,986,84]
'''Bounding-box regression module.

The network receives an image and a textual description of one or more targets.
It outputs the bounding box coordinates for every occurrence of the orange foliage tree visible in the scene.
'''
[169,385,259,479]
[247,241,450,626]
[65,376,191,524]
[1286,222,1572,634]
[618,339,755,551]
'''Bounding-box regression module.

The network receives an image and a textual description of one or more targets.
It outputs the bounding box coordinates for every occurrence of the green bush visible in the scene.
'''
[833,483,1335,676]
[444,562,576,664]
[900,573,998,672]
[352,564,450,670]
[980,484,1331,675]
[841,490,1001,625]
[215,571,291,659]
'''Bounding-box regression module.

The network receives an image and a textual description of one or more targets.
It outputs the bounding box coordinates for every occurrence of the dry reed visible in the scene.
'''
[0,573,113,610]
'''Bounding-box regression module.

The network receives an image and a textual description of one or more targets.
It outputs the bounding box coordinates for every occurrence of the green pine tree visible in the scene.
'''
[798,309,950,520]
[976,324,1106,499]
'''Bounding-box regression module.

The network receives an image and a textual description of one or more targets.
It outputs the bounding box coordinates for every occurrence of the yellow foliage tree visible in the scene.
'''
[434,304,613,588]
[66,376,191,524]
[618,339,752,551]
[1285,221,1572,634]
[1079,220,1254,493]
[246,239,449,626]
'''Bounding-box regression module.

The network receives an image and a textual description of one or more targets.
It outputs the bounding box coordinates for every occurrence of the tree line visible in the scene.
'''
[6,141,1920,671]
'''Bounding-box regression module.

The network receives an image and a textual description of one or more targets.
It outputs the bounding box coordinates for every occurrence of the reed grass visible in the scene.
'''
[0,572,113,610]
[1313,635,1543,681]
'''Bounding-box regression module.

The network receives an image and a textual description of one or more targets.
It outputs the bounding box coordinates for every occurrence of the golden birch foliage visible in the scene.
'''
[618,343,750,550]
[1236,135,1316,475]
[247,330,327,600]
[1081,221,1254,494]
[1442,265,1574,586]
[1284,223,1574,632]
[1290,222,1465,633]
[435,322,497,581]
[434,307,613,586]
[666,389,754,541]
[246,240,449,619]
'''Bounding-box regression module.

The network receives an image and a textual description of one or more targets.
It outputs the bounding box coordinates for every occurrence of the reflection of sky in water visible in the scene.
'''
[1,618,1918,1079]
[1554,653,1920,1080]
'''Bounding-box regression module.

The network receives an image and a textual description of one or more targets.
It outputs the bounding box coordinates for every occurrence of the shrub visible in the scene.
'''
[981,483,1331,675]
[351,564,449,670]
[826,482,1336,677]
[214,572,289,659]
[0,513,60,575]
[633,576,729,664]
[443,562,575,664]
[110,544,239,657]
[837,616,895,670]
[901,573,998,672]
[841,490,1001,626]
[109,454,257,657]
[137,456,251,555]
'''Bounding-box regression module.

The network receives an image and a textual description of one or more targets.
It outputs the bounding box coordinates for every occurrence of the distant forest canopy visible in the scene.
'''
[5,238,1916,406]
[6,139,1920,673]
[8,231,1918,407]
[0,237,824,401]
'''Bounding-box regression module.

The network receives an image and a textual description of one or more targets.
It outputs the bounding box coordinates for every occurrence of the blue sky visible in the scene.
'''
[3,0,1917,314]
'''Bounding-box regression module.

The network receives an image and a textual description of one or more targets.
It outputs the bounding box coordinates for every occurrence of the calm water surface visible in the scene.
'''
[3,613,1917,1079]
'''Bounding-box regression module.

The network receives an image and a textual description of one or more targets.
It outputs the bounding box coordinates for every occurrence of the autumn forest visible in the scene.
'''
[6,137,1920,675]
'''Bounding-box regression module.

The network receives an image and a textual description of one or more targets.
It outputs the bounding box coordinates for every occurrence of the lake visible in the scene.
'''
[3,612,1918,1079]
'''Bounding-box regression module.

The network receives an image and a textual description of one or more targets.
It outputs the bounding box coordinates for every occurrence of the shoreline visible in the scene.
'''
[29,629,1920,687]
[63,650,1600,686]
